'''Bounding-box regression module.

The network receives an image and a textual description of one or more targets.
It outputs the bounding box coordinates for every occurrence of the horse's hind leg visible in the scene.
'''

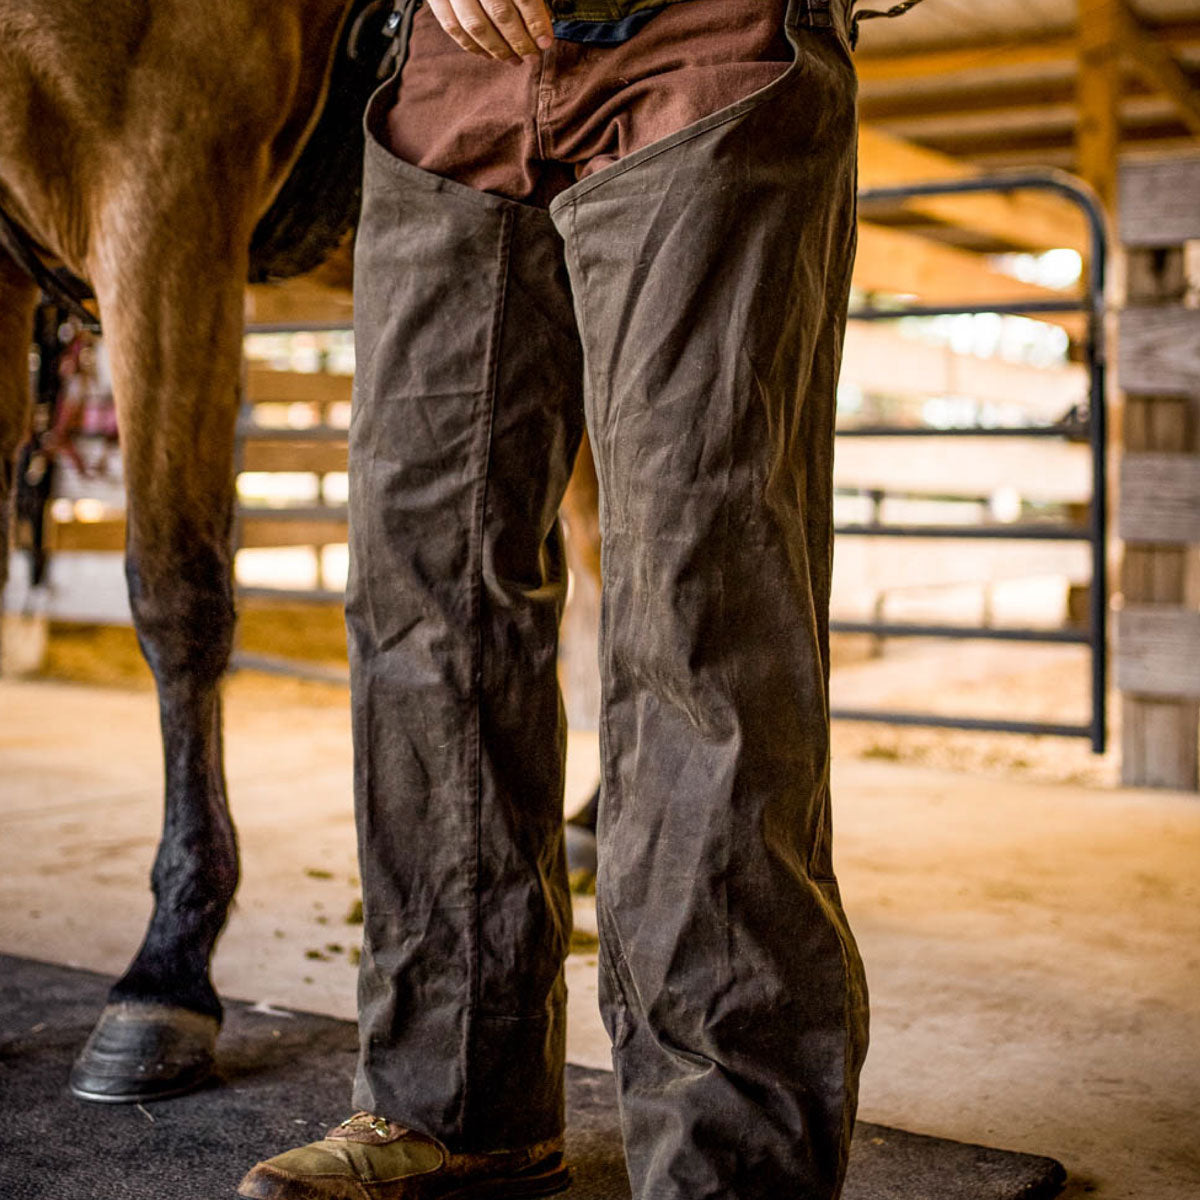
[67,204,249,1102]
[0,254,39,659]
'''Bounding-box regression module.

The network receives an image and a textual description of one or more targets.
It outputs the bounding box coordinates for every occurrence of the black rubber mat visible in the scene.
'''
[0,954,1065,1200]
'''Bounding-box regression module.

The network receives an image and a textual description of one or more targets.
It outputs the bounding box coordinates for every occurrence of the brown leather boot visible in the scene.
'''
[237,1113,569,1200]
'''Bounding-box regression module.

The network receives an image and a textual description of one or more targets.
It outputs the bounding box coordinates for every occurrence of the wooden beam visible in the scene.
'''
[1076,0,1123,208]
[867,93,1183,145]
[858,36,1077,87]
[854,222,1073,309]
[858,125,1088,252]
[1120,8,1200,137]
[856,19,1200,87]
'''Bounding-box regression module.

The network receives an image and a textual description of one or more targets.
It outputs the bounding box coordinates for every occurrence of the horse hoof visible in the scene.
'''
[69,1002,219,1103]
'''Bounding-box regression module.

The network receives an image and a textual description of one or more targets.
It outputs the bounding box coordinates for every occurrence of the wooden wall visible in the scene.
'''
[1117,156,1200,790]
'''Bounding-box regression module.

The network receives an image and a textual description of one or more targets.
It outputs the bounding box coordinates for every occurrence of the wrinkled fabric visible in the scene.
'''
[387,0,795,206]
[348,1,868,1197]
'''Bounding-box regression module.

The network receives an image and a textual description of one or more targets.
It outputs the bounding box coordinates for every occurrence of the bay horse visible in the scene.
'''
[0,0,405,1101]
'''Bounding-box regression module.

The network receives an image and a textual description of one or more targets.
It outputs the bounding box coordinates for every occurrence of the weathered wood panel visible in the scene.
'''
[1119,307,1200,396]
[1121,697,1200,792]
[1119,158,1200,247]
[1117,607,1200,698]
[1120,453,1200,543]
[1118,239,1200,790]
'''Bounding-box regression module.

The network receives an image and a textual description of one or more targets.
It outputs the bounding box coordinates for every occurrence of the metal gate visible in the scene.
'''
[831,171,1109,753]
[229,172,1110,754]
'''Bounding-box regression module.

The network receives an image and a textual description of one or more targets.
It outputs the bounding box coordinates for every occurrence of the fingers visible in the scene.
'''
[509,0,555,49]
[427,0,554,62]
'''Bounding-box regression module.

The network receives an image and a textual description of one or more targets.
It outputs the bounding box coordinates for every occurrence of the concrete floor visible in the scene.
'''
[1,677,1198,1200]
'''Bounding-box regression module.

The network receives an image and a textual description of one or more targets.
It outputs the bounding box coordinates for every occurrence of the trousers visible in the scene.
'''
[346,1,868,1196]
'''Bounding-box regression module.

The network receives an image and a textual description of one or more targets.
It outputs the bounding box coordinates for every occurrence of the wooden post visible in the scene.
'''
[1117,159,1200,791]
[1077,0,1123,208]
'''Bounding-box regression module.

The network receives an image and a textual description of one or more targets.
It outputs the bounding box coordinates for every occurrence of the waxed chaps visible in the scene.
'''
[346,2,868,1197]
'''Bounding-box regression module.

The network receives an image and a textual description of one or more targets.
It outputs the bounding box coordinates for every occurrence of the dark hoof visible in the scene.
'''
[69,1002,219,1103]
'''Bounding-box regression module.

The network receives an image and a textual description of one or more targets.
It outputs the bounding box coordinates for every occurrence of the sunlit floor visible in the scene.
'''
[1,676,1197,1200]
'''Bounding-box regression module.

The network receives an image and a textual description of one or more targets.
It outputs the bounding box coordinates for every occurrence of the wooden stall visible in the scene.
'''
[1117,156,1200,790]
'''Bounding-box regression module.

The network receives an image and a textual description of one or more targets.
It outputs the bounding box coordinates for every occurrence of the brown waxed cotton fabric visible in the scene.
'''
[347,1,868,1198]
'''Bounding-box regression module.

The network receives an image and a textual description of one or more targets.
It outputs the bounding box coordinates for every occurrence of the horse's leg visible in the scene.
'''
[0,253,39,654]
[560,434,603,879]
[68,199,251,1102]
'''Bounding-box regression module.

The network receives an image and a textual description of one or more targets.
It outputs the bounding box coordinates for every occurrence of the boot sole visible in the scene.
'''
[438,1164,571,1200]
[237,1162,570,1200]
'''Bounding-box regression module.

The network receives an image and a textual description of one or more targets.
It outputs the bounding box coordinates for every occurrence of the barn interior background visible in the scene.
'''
[3,2,1199,1199]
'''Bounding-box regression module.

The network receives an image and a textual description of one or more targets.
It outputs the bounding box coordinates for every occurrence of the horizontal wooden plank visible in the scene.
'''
[245,368,353,407]
[47,513,352,553]
[1119,158,1200,247]
[854,224,1083,339]
[834,537,1091,594]
[857,125,1088,253]
[1119,307,1200,396]
[1117,607,1200,699]
[1121,453,1200,544]
[239,517,348,549]
[50,518,125,554]
[843,322,1087,423]
[245,280,353,327]
[836,434,1092,504]
[241,440,348,475]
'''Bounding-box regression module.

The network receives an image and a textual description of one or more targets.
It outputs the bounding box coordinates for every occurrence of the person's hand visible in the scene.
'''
[428,0,554,62]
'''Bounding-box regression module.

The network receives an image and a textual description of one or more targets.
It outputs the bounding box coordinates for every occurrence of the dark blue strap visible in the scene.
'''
[552,6,666,46]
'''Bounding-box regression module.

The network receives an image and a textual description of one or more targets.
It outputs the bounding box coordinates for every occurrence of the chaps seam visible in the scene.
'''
[461,204,516,1143]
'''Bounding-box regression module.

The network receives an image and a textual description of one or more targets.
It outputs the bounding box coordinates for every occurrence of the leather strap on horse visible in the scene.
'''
[0,204,99,332]
[849,0,926,47]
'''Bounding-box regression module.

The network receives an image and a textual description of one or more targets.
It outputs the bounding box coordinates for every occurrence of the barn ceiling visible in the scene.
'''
[856,0,1200,171]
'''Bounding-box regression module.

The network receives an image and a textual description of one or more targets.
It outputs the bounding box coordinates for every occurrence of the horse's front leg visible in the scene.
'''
[0,253,40,657]
[68,204,251,1102]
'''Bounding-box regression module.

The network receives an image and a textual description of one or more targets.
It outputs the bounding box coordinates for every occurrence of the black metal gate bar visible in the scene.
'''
[831,622,1091,644]
[833,170,1108,753]
[832,712,1094,740]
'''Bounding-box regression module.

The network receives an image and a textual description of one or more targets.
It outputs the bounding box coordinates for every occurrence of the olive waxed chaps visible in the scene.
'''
[346,3,869,1197]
